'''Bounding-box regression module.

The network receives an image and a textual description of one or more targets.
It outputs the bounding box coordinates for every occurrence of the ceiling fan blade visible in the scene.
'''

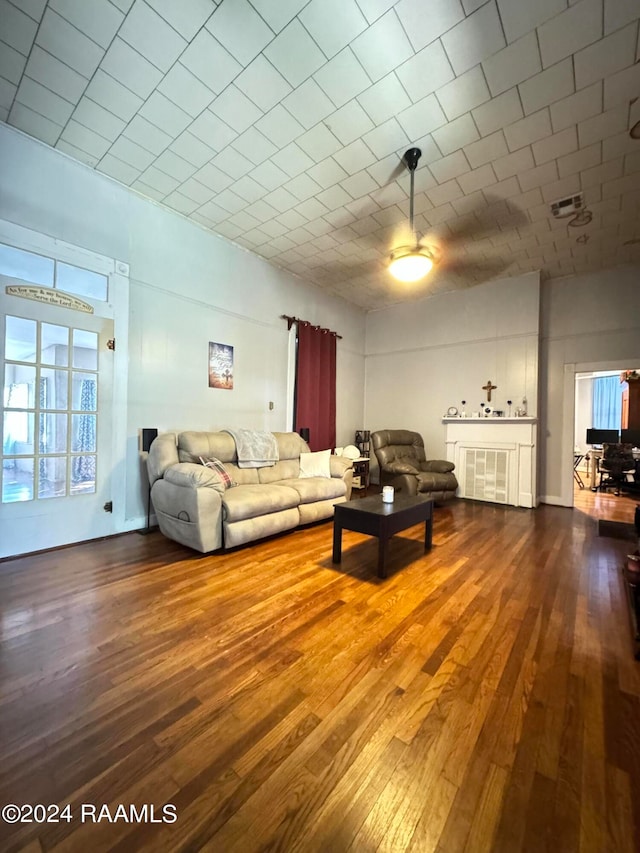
[441,197,530,246]
[438,255,511,281]
[387,156,408,182]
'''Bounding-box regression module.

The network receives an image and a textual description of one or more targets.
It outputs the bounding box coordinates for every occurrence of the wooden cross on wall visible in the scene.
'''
[482,380,497,401]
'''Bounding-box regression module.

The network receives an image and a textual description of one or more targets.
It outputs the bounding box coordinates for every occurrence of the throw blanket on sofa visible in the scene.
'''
[223,429,279,468]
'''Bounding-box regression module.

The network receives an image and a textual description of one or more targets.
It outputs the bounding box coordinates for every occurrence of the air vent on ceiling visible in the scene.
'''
[550,193,585,219]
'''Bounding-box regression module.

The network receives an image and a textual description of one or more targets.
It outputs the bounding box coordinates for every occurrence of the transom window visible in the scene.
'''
[0,242,108,302]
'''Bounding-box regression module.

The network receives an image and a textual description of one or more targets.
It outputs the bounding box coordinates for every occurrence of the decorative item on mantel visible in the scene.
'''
[482,379,497,401]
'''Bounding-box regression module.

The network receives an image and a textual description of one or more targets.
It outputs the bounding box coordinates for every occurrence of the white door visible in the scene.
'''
[1,292,114,557]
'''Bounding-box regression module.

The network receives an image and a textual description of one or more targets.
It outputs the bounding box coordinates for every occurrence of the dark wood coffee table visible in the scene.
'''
[332,493,433,578]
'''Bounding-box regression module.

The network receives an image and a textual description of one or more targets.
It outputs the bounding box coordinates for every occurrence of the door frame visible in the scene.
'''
[561,358,640,507]
[0,218,130,550]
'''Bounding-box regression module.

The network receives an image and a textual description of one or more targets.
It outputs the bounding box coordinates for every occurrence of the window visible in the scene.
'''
[2,314,99,503]
[0,243,108,302]
[3,382,30,443]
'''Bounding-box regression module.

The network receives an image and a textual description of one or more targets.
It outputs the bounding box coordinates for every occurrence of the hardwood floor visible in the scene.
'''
[573,482,639,523]
[1,498,639,852]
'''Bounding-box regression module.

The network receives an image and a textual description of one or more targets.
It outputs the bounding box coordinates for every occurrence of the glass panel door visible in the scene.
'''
[1,291,114,555]
[2,316,102,502]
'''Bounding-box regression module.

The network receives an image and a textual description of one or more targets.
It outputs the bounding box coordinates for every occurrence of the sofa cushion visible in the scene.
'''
[278,476,346,504]
[219,462,260,485]
[275,431,308,460]
[299,495,346,524]
[222,483,300,522]
[223,508,300,548]
[258,458,300,484]
[179,430,237,463]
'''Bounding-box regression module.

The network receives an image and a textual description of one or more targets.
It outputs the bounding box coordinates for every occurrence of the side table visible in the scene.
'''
[352,457,370,491]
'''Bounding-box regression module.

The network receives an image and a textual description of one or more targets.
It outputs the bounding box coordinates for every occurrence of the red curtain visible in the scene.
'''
[294,322,336,451]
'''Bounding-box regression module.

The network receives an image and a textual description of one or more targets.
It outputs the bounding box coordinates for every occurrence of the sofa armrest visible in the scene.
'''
[151,466,223,553]
[330,455,353,478]
[147,432,178,485]
[421,459,455,474]
[164,462,228,493]
[384,460,420,475]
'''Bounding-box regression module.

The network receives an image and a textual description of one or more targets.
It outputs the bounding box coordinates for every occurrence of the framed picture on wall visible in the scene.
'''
[208,342,233,390]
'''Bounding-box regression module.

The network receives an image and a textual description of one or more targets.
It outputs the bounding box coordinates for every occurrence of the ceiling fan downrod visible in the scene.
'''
[404,146,421,238]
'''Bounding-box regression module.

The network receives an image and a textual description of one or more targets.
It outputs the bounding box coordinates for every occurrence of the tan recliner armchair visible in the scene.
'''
[372,429,458,501]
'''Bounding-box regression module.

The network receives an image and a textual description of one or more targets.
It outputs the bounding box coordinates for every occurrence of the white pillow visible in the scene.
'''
[299,449,331,478]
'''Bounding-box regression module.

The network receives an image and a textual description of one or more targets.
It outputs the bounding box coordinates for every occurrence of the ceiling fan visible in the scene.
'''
[388,147,438,282]
[388,147,528,284]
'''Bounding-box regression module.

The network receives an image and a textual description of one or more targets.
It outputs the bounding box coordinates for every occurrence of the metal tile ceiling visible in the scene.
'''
[1,0,640,308]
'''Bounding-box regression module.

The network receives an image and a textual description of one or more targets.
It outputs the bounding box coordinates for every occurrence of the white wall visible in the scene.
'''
[364,272,540,477]
[0,125,366,532]
[539,265,640,503]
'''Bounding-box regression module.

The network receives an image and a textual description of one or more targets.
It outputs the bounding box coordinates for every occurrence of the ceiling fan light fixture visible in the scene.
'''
[389,246,434,282]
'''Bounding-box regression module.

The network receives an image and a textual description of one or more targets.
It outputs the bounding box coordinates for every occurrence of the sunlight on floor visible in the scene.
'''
[573,481,638,524]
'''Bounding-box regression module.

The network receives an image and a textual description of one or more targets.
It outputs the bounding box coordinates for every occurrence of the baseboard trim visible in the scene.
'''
[539,495,570,507]
[0,529,143,563]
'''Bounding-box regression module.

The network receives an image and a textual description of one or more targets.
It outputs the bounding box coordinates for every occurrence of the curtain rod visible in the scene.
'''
[280,314,342,338]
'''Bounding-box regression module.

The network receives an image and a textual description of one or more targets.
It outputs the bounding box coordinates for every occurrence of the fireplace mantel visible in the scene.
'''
[443,418,538,508]
[442,417,537,424]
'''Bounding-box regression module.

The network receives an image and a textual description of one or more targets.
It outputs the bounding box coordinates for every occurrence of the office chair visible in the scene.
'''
[598,443,636,495]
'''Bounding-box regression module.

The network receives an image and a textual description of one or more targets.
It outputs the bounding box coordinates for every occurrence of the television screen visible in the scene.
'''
[621,428,640,447]
[586,428,620,444]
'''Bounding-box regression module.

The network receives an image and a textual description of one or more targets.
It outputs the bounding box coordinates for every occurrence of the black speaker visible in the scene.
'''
[138,428,158,535]
[142,428,158,452]
[299,427,310,442]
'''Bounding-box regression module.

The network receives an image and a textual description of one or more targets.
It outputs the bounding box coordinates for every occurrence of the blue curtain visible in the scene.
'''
[592,376,621,430]
[72,379,96,482]
[39,378,46,482]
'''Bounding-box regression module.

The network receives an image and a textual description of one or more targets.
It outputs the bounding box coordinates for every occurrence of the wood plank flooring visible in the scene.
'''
[573,481,638,523]
[0,497,639,852]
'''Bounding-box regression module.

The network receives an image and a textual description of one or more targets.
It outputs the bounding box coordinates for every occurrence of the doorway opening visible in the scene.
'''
[572,366,640,522]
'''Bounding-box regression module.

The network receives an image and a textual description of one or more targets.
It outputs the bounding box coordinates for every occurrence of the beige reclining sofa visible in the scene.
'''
[147,430,353,553]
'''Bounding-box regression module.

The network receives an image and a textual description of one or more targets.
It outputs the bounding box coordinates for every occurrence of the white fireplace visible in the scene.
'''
[443,418,538,508]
